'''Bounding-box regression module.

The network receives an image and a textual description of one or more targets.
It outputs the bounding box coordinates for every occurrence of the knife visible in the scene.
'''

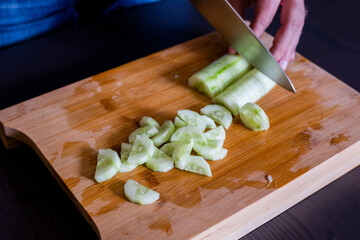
[189,0,296,93]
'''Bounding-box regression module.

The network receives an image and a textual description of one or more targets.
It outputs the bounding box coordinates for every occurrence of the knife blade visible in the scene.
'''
[189,0,296,93]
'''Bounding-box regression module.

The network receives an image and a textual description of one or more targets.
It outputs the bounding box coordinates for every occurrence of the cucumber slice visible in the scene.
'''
[201,148,228,161]
[202,115,216,129]
[170,126,205,144]
[204,126,226,141]
[160,142,179,156]
[128,126,159,144]
[139,116,160,129]
[213,69,276,116]
[119,143,137,173]
[124,179,160,205]
[239,102,270,131]
[183,156,212,177]
[145,148,174,172]
[193,139,224,156]
[189,54,251,97]
[172,142,193,170]
[174,116,187,128]
[94,149,121,183]
[127,135,155,165]
[177,110,206,131]
[151,120,175,147]
[200,104,232,129]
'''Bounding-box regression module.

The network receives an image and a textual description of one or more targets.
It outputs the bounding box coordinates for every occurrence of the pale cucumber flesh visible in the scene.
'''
[128,125,159,144]
[145,148,174,172]
[193,139,224,156]
[94,149,121,183]
[204,126,226,140]
[239,102,270,131]
[160,142,179,156]
[201,148,228,161]
[124,179,160,205]
[174,116,187,128]
[202,115,216,129]
[170,126,205,144]
[200,104,232,129]
[177,110,206,131]
[172,142,193,170]
[127,135,155,165]
[151,120,175,147]
[183,156,212,177]
[139,116,160,129]
[119,143,137,173]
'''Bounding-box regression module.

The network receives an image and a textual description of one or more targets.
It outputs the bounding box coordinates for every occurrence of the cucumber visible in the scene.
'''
[204,126,226,140]
[128,125,159,144]
[189,54,251,97]
[177,110,206,131]
[213,69,276,116]
[201,148,228,161]
[174,116,187,128]
[119,143,137,173]
[127,135,155,165]
[239,102,270,131]
[183,156,212,177]
[202,115,216,129]
[200,104,232,129]
[145,147,174,172]
[193,139,224,156]
[94,149,121,183]
[172,142,193,170]
[124,179,160,205]
[139,116,160,129]
[151,120,175,147]
[160,142,178,156]
[170,126,205,144]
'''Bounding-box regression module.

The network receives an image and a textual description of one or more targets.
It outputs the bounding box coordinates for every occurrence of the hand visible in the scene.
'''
[228,0,306,70]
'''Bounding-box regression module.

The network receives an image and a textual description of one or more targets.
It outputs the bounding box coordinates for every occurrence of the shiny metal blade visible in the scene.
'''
[190,0,296,93]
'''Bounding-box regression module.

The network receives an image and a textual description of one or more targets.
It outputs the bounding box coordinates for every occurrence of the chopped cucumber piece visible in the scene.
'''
[200,104,232,129]
[127,135,155,165]
[139,116,160,129]
[145,148,174,172]
[202,115,217,129]
[189,54,251,97]
[239,102,270,131]
[213,69,276,116]
[151,120,175,147]
[201,148,228,161]
[174,116,187,128]
[119,143,137,173]
[172,142,193,170]
[94,149,121,183]
[177,110,206,131]
[204,126,226,140]
[124,179,160,205]
[193,139,224,156]
[128,126,159,144]
[183,156,212,177]
[160,142,179,156]
[170,126,205,144]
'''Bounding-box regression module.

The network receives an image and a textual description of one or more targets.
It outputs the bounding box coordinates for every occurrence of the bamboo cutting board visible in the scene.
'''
[1,32,360,240]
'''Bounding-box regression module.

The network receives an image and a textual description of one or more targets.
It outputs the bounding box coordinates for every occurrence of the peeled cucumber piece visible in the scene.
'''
[194,139,224,156]
[151,120,175,147]
[94,149,121,183]
[184,156,212,177]
[128,126,159,144]
[124,179,160,205]
[160,142,178,156]
[177,110,206,131]
[174,116,186,128]
[140,116,160,129]
[170,126,205,144]
[200,104,232,129]
[127,135,155,165]
[189,54,251,97]
[145,148,174,172]
[204,126,226,141]
[172,142,193,170]
[202,115,216,129]
[119,143,137,173]
[201,148,228,161]
[239,102,270,131]
[213,69,276,116]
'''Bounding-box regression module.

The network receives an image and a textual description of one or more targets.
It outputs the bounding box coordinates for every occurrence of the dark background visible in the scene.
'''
[0,0,359,239]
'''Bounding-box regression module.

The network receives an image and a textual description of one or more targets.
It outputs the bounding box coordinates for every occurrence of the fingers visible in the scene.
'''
[250,0,281,37]
[270,0,305,69]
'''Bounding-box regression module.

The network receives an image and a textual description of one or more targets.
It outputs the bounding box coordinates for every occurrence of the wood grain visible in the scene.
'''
[0,32,359,240]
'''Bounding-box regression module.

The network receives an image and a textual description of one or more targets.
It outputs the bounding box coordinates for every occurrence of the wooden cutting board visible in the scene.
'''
[1,32,359,240]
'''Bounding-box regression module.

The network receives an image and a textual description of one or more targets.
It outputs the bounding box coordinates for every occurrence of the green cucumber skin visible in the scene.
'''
[189,54,251,97]
[239,102,270,131]
[213,69,276,116]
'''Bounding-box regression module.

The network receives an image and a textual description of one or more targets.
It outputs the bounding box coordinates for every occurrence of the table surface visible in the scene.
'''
[0,0,359,239]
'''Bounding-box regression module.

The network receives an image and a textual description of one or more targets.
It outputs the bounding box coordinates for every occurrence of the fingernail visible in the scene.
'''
[281,60,288,70]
